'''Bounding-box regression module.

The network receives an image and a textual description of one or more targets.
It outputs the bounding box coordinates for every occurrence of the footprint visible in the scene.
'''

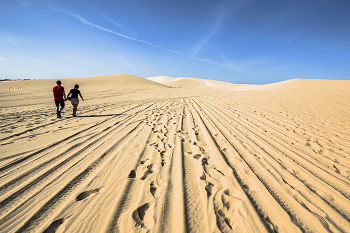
[76,188,101,201]
[215,188,251,232]
[205,182,214,196]
[140,159,149,164]
[141,164,155,180]
[202,157,209,166]
[150,181,157,197]
[43,218,66,233]
[160,151,165,158]
[132,203,155,229]
[221,191,248,219]
[217,208,235,231]
[224,188,247,202]
[200,172,206,181]
[128,170,136,178]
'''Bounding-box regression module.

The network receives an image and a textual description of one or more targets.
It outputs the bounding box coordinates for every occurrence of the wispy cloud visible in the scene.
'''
[218,53,241,73]
[50,7,184,53]
[191,1,233,56]
[49,7,233,70]
[0,57,4,60]
[284,34,296,44]
[118,55,136,71]
[98,12,137,36]
[17,0,33,6]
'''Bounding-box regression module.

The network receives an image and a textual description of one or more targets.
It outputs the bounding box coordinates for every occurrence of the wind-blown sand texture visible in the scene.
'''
[1,73,350,233]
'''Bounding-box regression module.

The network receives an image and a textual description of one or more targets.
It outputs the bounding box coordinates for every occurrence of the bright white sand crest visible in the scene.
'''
[1,74,350,233]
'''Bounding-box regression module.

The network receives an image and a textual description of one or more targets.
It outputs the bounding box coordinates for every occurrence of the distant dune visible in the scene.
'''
[147,76,298,91]
[1,73,167,95]
[1,74,349,233]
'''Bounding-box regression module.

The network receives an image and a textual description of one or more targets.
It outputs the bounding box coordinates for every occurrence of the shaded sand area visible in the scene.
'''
[1,73,350,233]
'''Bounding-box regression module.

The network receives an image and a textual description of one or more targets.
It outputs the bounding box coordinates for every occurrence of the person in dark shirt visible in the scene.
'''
[67,84,84,117]
[52,80,67,118]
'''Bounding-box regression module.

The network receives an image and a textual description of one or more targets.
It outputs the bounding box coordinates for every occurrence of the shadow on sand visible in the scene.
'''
[78,114,122,117]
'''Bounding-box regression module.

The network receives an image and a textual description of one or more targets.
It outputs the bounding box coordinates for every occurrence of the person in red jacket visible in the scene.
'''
[52,80,67,118]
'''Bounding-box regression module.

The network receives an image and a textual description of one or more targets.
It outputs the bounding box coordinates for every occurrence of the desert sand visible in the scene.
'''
[0,73,350,233]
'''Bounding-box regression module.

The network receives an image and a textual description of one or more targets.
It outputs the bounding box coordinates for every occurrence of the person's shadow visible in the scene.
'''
[78,114,122,117]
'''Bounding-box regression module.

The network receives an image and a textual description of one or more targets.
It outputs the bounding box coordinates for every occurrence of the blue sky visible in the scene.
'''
[0,0,349,84]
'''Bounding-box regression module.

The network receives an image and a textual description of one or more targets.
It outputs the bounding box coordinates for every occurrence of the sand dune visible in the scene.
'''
[147,76,292,91]
[0,74,350,233]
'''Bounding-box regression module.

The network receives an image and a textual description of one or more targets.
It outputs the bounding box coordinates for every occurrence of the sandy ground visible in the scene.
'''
[0,73,350,233]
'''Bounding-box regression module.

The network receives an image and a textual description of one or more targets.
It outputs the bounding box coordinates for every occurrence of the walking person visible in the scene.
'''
[53,80,67,118]
[67,84,84,117]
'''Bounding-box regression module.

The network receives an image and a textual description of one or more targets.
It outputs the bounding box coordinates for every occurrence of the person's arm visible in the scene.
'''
[63,91,67,101]
[67,90,71,98]
[79,92,84,101]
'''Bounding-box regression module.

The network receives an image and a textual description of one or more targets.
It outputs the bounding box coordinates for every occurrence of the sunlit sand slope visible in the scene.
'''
[0,73,168,111]
[147,76,290,91]
[0,76,349,233]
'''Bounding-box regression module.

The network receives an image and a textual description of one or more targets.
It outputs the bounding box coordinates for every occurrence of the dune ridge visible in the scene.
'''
[0,74,349,233]
[147,76,297,91]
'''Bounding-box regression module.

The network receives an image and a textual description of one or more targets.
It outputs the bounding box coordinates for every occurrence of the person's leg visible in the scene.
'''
[55,100,61,118]
[73,104,78,116]
[56,100,65,118]
[59,100,65,112]
[54,100,59,113]
[71,102,74,116]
